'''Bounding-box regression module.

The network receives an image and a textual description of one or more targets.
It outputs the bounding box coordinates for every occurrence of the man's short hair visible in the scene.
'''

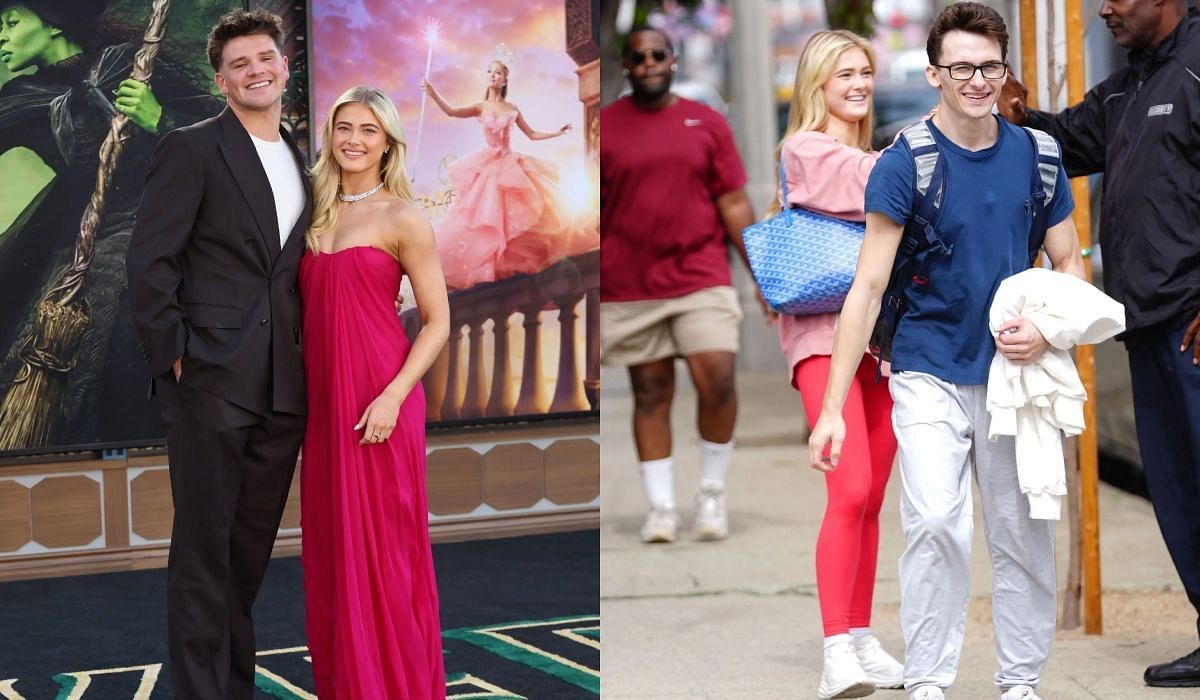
[624,25,675,57]
[926,2,1009,64]
[205,8,284,72]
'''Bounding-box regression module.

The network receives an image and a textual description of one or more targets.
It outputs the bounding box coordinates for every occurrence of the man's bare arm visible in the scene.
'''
[808,212,904,470]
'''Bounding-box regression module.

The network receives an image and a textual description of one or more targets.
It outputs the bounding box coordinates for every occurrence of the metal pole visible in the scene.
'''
[1019,0,1040,109]
[1065,0,1103,635]
[728,0,783,372]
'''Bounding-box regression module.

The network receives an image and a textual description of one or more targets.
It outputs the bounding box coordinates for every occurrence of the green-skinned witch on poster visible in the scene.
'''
[0,0,230,453]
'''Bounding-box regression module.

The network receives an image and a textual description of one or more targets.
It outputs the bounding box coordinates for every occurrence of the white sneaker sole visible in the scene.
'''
[863,672,903,689]
[640,530,677,544]
[693,523,727,541]
[819,679,875,699]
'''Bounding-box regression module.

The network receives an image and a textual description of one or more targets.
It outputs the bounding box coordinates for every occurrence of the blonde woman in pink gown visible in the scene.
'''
[301,86,449,699]
[421,45,598,290]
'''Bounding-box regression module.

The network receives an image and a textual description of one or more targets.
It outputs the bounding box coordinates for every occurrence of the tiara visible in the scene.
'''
[489,43,517,72]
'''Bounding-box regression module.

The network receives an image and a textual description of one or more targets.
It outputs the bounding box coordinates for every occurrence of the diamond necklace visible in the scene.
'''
[338,182,385,202]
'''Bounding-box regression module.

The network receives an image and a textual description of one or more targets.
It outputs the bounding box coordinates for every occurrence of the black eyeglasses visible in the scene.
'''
[628,48,671,66]
[932,61,1008,80]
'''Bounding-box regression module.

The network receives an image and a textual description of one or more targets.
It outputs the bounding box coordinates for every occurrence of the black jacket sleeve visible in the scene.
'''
[126,128,203,376]
[1022,74,1120,178]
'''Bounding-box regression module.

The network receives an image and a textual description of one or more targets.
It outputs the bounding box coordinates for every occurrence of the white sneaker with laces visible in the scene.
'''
[818,643,875,699]
[692,483,728,540]
[1000,685,1041,700]
[909,685,945,700]
[851,634,904,689]
[639,507,680,543]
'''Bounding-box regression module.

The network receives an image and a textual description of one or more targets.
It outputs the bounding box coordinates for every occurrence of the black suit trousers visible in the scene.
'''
[1127,325,1200,641]
[157,374,304,700]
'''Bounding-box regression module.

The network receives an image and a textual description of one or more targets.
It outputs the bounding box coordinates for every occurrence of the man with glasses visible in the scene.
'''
[600,26,757,544]
[1000,0,1200,686]
[807,4,1084,699]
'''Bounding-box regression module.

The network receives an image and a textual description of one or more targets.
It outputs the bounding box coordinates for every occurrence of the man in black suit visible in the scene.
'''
[125,9,310,699]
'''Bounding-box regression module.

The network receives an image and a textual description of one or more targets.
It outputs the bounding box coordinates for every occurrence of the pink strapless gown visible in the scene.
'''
[299,246,445,700]
[435,111,598,290]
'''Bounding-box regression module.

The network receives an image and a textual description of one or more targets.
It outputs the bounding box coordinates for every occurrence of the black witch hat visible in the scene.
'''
[19,0,110,41]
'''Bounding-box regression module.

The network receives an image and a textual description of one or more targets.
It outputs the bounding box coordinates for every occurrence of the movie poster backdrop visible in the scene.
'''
[310,0,600,426]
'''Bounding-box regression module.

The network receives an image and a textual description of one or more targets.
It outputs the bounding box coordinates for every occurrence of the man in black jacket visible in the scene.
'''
[126,9,310,699]
[1000,0,1200,687]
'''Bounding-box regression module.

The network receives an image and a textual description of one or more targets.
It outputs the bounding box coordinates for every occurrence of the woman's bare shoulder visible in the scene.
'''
[382,198,433,249]
[383,198,427,226]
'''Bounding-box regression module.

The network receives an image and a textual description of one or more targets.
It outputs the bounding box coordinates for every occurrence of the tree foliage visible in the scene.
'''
[824,0,876,36]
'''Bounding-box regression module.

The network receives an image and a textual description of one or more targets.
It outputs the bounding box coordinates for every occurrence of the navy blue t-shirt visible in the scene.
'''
[864,116,1074,385]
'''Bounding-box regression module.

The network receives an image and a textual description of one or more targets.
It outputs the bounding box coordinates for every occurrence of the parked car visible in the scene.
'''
[870,81,939,149]
[1087,237,1148,496]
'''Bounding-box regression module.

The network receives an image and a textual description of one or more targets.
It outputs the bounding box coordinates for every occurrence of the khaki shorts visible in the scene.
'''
[600,286,743,366]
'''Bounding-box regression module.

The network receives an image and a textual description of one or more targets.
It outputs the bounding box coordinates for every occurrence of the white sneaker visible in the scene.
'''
[1000,685,1041,700]
[818,643,875,699]
[692,483,728,540]
[639,507,680,543]
[852,635,904,689]
[910,686,945,700]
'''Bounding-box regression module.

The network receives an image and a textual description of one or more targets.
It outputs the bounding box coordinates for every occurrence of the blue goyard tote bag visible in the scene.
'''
[742,157,865,315]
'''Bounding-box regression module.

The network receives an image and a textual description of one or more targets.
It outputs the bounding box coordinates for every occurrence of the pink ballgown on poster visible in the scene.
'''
[435,111,598,290]
[299,246,446,699]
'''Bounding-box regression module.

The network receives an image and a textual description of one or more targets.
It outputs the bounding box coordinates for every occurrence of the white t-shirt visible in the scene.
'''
[249,132,305,247]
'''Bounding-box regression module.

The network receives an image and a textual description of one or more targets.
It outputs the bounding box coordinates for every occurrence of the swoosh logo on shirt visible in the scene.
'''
[684,118,703,126]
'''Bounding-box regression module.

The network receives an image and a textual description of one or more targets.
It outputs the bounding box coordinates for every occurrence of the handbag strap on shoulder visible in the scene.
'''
[778,150,791,209]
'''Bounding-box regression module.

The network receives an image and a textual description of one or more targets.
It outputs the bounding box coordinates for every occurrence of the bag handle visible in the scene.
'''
[778,151,791,211]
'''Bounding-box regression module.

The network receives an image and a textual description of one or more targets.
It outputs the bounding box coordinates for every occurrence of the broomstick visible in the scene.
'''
[0,0,173,450]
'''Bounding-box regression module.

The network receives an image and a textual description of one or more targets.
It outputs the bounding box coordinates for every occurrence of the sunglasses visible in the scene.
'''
[628,48,671,66]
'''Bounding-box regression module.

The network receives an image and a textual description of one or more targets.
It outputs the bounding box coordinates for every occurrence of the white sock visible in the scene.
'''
[698,438,733,488]
[640,457,675,509]
[849,627,873,642]
[823,633,852,653]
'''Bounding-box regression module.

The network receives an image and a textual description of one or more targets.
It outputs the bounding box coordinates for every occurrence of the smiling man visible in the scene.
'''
[807,3,1085,699]
[125,9,311,699]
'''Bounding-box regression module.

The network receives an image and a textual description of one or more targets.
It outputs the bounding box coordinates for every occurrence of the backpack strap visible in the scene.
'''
[1025,126,1060,203]
[899,120,953,260]
[869,120,956,379]
[1021,126,1062,264]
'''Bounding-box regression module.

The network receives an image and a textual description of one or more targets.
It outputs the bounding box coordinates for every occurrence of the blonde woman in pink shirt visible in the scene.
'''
[771,30,904,699]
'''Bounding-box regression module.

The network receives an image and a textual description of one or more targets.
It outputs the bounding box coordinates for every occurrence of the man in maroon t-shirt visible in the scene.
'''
[600,26,757,544]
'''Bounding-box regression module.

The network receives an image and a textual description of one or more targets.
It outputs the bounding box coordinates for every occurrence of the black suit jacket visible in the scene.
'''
[127,107,312,416]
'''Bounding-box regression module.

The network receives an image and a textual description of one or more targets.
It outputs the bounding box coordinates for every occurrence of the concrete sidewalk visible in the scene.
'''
[600,366,1198,699]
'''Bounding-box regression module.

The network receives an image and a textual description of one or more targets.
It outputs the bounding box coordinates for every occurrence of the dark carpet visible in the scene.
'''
[0,530,599,699]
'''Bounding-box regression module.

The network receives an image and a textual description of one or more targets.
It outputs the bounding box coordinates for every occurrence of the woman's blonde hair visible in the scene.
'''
[307,86,414,253]
[767,30,877,216]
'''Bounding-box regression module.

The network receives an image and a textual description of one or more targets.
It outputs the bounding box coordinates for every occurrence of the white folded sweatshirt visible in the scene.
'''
[986,267,1125,519]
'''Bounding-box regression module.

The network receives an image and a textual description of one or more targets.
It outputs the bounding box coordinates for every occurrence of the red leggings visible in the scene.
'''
[794,354,897,637]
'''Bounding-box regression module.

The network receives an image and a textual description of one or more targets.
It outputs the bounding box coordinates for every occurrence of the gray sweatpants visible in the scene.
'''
[890,371,1056,693]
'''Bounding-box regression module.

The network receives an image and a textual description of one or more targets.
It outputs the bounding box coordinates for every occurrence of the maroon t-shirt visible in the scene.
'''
[600,96,747,302]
